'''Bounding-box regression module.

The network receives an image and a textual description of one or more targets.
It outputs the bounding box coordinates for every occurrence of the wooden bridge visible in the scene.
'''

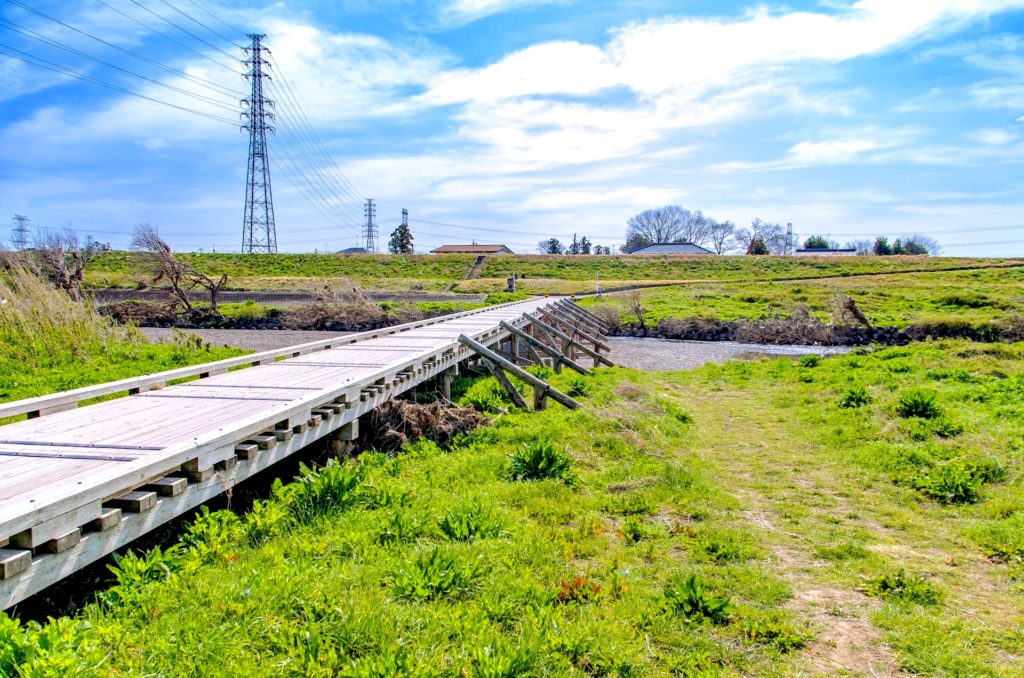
[0,298,610,611]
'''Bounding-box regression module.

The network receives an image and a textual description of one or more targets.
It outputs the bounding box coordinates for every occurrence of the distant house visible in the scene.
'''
[337,247,368,254]
[795,247,857,257]
[430,244,513,255]
[629,242,714,255]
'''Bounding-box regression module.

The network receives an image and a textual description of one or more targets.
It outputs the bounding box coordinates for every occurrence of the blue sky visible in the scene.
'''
[1,0,1022,255]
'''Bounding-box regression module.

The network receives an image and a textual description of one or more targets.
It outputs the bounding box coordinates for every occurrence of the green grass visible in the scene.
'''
[84,250,1023,296]
[580,265,1024,329]
[5,342,1024,675]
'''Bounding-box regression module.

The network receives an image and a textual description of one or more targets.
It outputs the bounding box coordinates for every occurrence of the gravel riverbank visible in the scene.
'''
[142,328,851,370]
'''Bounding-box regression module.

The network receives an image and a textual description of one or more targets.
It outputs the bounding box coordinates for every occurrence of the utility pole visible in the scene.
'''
[785,222,794,256]
[363,198,377,253]
[241,33,277,254]
[11,215,30,251]
[401,208,408,229]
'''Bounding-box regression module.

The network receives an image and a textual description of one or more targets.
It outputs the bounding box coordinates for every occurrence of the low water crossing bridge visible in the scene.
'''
[0,297,610,610]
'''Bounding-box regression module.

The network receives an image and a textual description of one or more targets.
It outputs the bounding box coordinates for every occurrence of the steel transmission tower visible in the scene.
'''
[241,34,277,254]
[363,199,377,253]
[10,215,30,251]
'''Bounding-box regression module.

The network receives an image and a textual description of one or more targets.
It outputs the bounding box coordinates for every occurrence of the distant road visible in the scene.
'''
[94,289,486,306]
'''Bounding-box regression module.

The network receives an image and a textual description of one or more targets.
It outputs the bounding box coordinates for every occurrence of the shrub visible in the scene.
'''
[839,386,871,408]
[507,440,573,481]
[461,378,515,414]
[798,354,820,368]
[275,459,362,525]
[663,574,732,624]
[863,569,941,605]
[896,390,942,419]
[243,498,290,547]
[389,547,481,601]
[438,500,504,541]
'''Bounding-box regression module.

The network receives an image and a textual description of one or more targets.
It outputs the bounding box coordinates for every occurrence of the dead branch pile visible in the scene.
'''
[365,400,490,452]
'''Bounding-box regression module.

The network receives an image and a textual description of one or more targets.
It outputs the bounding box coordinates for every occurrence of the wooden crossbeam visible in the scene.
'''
[499,321,591,376]
[482,358,529,409]
[559,300,608,331]
[554,300,606,335]
[526,315,615,367]
[457,335,579,410]
[539,308,611,353]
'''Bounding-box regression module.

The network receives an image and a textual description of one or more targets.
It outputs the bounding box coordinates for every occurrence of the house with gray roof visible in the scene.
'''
[629,242,715,255]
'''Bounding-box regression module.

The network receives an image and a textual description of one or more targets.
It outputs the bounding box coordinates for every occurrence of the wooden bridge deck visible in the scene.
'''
[0,297,571,609]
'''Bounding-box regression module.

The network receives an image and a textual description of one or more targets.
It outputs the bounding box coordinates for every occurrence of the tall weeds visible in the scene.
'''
[0,260,142,368]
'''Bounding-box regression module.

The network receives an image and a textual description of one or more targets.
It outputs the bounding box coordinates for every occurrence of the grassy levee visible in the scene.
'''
[580,265,1024,331]
[0,263,246,411]
[84,250,1023,296]
[3,345,1023,675]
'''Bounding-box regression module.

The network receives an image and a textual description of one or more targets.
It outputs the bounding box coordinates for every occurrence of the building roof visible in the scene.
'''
[337,247,368,254]
[430,244,513,254]
[795,248,857,254]
[630,242,714,255]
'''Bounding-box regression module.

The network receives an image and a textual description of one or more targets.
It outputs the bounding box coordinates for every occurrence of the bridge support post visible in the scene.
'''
[458,335,579,410]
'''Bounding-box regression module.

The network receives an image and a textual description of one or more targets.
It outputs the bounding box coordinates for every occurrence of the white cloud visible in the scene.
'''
[969,128,1017,145]
[787,139,881,164]
[437,0,567,26]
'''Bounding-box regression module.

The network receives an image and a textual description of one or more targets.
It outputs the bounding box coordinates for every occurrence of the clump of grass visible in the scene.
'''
[507,439,573,481]
[377,509,425,545]
[662,574,732,624]
[815,542,871,561]
[863,569,942,605]
[556,576,602,604]
[388,547,481,601]
[691,529,760,563]
[273,459,362,525]
[737,610,812,651]
[798,354,821,368]
[895,390,942,419]
[908,457,1004,505]
[621,516,647,544]
[969,513,1024,563]
[839,385,871,408]
[567,376,591,398]
[438,500,504,541]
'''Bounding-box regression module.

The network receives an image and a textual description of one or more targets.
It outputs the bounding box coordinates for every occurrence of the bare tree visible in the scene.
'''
[623,290,648,335]
[734,218,788,255]
[131,224,227,315]
[33,227,92,300]
[902,233,941,256]
[707,219,735,254]
[625,205,713,251]
[845,239,873,255]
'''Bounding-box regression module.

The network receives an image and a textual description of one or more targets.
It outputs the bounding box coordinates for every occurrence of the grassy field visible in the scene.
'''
[4,343,1022,675]
[580,265,1024,330]
[0,263,246,411]
[83,251,1023,296]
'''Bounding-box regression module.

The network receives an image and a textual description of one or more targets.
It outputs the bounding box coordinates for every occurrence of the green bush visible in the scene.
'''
[507,440,573,481]
[101,545,184,606]
[662,574,732,624]
[388,547,481,601]
[438,500,504,541]
[896,390,942,419]
[180,506,244,564]
[839,386,871,408]
[798,354,821,368]
[863,569,942,605]
[274,459,362,524]
[461,377,517,414]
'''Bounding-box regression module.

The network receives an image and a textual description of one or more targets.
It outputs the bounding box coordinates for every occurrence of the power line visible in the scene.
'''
[0,43,240,125]
[125,0,239,62]
[184,0,248,38]
[0,18,240,112]
[0,2,243,98]
[92,0,243,75]
[156,0,244,49]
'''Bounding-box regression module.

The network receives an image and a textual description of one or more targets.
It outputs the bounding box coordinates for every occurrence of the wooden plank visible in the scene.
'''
[41,528,80,554]
[0,550,31,580]
[145,477,187,497]
[498,321,591,375]
[526,315,615,367]
[89,508,122,532]
[482,359,529,409]
[9,500,102,549]
[106,491,157,513]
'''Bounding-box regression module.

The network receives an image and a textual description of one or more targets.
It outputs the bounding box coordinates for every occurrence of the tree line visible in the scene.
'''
[619,205,941,255]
